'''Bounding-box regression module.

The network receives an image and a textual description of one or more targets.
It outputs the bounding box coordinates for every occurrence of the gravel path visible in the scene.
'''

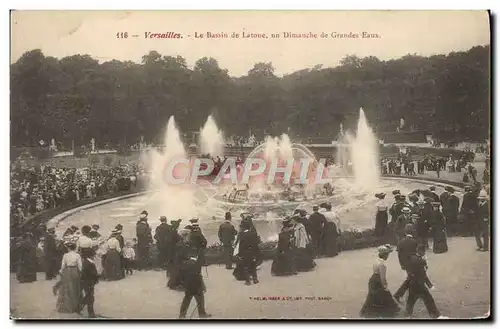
[10,237,490,320]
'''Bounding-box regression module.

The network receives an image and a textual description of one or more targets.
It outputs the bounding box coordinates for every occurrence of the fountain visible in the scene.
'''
[57,112,442,245]
[349,108,380,189]
[148,116,198,221]
[199,115,224,157]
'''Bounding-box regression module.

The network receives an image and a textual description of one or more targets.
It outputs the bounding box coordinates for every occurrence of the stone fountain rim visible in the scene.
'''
[46,176,465,229]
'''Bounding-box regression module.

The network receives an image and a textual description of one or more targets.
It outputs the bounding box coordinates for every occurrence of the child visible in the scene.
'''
[122,240,136,275]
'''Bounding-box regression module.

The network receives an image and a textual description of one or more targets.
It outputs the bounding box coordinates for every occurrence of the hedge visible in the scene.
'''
[26,227,393,273]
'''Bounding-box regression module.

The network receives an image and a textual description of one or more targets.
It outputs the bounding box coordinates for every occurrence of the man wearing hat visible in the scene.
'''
[460,186,479,237]
[445,187,459,235]
[395,207,412,243]
[188,219,208,266]
[178,248,212,319]
[475,190,490,251]
[218,212,238,269]
[87,225,101,240]
[439,187,451,213]
[43,227,59,280]
[415,200,430,249]
[308,205,328,257]
[389,193,406,229]
[136,210,153,271]
[405,244,442,318]
[428,187,439,203]
[393,224,418,303]
[165,219,182,276]
[407,194,420,215]
[155,216,170,269]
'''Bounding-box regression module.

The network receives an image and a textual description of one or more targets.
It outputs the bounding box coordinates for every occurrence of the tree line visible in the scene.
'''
[10,45,490,148]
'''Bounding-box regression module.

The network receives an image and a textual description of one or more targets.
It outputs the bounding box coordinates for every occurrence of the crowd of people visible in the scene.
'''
[13,176,490,318]
[10,141,491,319]
[10,163,147,238]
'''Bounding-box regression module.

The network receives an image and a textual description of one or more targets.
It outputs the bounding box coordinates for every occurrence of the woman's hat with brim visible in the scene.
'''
[377,244,394,254]
[392,190,401,196]
[64,240,77,247]
[402,207,411,213]
[478,190,489,200]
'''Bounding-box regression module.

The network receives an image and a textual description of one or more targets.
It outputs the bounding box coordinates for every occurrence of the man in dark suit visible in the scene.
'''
[461,186,479,237]
[393,224,418,303]
[475,190,490,251]
[189,219,208,266]
[308,206,327,257]
[78,249,100,318]
[446,187,460,235]
[404,245,441,318]
[178,251,211,319]
[428,186,440,203]
[154,216,170,269]
[218,212,238,269]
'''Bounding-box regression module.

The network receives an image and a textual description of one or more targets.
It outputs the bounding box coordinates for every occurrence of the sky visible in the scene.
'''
[10,10,490,77]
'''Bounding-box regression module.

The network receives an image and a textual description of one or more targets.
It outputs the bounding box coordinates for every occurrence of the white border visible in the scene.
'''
[3,1,497,329]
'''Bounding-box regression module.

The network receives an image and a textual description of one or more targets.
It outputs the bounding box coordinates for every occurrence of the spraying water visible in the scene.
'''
[264,136,279,161]
[149,116,197,221]
[199,115,224,157]
[349,108,380,189]
[279,133,293,159]
[336,123,349,170]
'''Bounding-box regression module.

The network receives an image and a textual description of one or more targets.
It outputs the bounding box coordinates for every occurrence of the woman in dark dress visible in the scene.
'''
[360,244,400,319]
[17,233,38,283]
[430,202,448,254]
[374,193,389,236]
[271,218,297,276]
[167,229,191,290]
[102,230,125,281]
[291,216,316,272]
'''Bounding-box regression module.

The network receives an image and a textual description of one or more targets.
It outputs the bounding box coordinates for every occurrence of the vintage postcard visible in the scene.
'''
[10,10,491,320]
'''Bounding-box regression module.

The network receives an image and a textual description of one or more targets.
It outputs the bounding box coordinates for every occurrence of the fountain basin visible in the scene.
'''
[53,177,464,246]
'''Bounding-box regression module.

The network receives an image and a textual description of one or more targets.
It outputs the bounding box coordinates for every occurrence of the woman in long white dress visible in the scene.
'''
[56,241,82,313]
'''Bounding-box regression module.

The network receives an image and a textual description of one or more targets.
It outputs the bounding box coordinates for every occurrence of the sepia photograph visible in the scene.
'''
[9,10,491,320]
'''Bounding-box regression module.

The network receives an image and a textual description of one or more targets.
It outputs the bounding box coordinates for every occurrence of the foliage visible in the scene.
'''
[10,47,490,148]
